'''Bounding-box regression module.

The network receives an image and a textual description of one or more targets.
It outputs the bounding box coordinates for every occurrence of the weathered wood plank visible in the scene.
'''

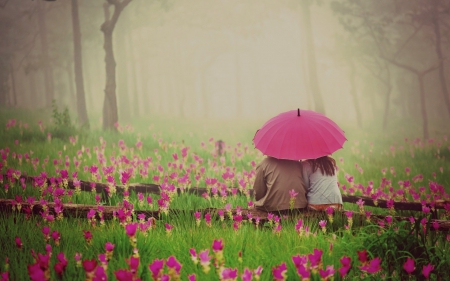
[1,199,449,231]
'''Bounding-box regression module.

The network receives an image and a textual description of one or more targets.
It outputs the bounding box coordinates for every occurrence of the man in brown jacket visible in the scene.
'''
[253,156,308,212]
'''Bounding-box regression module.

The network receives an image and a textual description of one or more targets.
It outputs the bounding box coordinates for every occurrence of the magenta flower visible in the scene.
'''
[272,263,287,281]
[115,269,133,281]
[292,254,307,269]
[289,189,298,198]
[83,230,93,244]
[422,263,434,279]
[403,257,415,274]
[308,248,323,269]
[165,223,173,234]
[254,266,263,279]
[126,255,140,275]
[297,264,310,279]
[357,249,369,265]
[189,248,198,264]
[221,267,238,280]
[28,263,46,281]
[319,265,335,279]
[82,258,98,273]
[360,257,382,274]
[105,241,115,252]
[212,239,224,253]
[15,236,22,249]
[199,249,211,273]
[339,256,352,278]
[166,255,182,275]
[148,259,164,281]
[120,170,132,185]
[241,268,253,281]
[188,274,196,281]
[125,223,138,238]
[205,213,211,226]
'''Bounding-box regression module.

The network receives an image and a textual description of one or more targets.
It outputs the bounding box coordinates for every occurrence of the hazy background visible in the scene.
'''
[1,0,449,138]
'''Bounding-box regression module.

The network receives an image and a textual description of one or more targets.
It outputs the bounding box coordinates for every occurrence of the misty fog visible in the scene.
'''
[1,0,449,138]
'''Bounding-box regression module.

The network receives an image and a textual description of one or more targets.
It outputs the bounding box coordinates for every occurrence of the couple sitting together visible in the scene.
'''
[252,155,343,213]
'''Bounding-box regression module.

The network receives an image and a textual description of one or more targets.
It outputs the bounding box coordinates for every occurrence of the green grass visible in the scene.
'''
[1,109,450,280]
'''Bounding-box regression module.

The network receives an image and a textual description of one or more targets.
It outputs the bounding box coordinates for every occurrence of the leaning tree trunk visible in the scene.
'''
[71,0,89,128]
[100,0,132,130]
[299,0,326,114]
[37,0,54,107]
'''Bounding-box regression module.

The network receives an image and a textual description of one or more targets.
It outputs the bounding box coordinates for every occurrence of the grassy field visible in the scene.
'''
[0,108,449,280]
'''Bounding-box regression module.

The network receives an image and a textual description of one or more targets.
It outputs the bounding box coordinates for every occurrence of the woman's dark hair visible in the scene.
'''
[308,156,336,176]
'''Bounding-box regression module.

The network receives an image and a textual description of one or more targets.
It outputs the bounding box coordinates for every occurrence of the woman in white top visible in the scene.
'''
[301,156,343,211]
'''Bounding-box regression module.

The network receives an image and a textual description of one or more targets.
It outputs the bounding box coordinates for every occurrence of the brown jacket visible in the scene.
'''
[253,157,308,212]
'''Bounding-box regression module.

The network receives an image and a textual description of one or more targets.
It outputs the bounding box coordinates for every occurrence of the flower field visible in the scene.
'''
[0,113,450,281]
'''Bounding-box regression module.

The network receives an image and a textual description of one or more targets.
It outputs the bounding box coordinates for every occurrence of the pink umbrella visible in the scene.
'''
[253,109,346,160]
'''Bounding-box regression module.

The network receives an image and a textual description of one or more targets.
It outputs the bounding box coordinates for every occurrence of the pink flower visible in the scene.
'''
[83,230,93,244]
[187,274,196,281]
[339,256,351,277]
[319,265,335,279]
[105,241,115,253]
[422,263,434,279]
[241,268,253,281]
[212,239,224,252]
[289,189,298,198]
[254,266,263,279]
[115,269,133,281]
[403,257,415,274]
[82,259,98,273]
[220,267,238,280]
[308,249,323,269]
[272,263,287,281]
[297,264,310,279]
[126,256,140,274]
[189,248,198,264]
[199,249,210,263]
[166,255,182,275]
[357,249,369,265]
[360,257,382,274]
[125,223,138,238]
[148,259,164,280]
[15,236,22,249]
[292,254,307,269]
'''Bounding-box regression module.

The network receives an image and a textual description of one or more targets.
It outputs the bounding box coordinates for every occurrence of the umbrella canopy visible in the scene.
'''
[253,109,347,160]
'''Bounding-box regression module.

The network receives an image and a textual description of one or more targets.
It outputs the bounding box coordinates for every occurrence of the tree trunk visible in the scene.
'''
[9,62,17,107]
[348,60,362,128]
[299,0,326,114]
[66,61,76,104]
[71,0,89,128]
[418,73,429,140]
[100,0,132,130]
[432,0,450,117]
[37,0,54,107]
[234,50,243,117]
[382,64,392,130]
[116,24,131,123]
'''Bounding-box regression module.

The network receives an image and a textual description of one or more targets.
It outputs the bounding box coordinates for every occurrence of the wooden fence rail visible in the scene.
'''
[1,199,449,231]
[3,174,449,214]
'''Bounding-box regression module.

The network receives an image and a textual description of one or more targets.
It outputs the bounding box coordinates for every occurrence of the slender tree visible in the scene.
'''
[101,0,132,130]
[299,0,326,114]
[36,0,54,107]
[71,0,89,127]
